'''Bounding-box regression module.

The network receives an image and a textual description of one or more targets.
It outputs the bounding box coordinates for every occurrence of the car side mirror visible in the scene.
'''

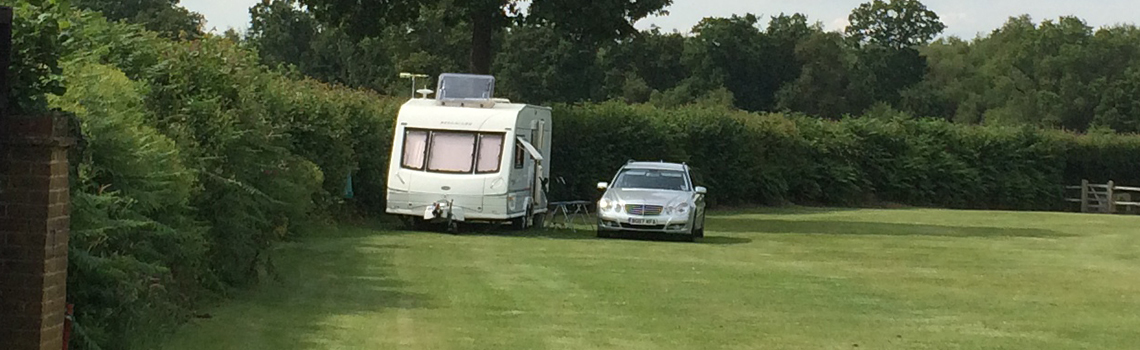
[695,186,707,195]
[597,182,609,191]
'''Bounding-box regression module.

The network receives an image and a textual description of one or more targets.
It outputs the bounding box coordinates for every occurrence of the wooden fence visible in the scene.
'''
[1065,180,1140,214]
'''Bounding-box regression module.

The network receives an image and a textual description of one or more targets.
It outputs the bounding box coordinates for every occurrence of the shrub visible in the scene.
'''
[3,0,69,115]
[39,7,400,348]
[51,61,205,348]
[545,103,1136,211]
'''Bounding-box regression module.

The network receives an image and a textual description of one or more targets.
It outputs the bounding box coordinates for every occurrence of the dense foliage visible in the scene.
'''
[549,102,1137,211]
[4,0,1140,349]
[248,0,1140,132]
[4,0,69,115]
[296,0,671,73]
[72,0,202,39]
[5,3,395,348]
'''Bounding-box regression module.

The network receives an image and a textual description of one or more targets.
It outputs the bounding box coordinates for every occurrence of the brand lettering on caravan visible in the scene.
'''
[441,121,474,126]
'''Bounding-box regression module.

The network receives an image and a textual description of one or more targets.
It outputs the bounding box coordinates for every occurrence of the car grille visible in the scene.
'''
[625,204,664,216]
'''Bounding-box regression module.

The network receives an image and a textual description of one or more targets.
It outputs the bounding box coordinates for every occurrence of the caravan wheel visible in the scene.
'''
[532,212,546,229]
[401,216,425,231]
[511,215,528,230]
[512,205,533,230]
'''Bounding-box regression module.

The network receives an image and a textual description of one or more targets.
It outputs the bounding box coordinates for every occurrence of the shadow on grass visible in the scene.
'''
[450,224,753,245]
[711,218,1071,238]
[600,232,754,245]
[700,236,754,245]
[711,205,862,216]
[170,232,434,350]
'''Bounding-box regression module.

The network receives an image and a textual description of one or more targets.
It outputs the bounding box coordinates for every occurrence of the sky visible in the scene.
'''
[182,0,1138,39]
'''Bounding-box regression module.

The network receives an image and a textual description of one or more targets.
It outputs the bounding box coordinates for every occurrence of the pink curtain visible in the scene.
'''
[476,134,504,172]
[402,130,428,169]
[428,132,476,172]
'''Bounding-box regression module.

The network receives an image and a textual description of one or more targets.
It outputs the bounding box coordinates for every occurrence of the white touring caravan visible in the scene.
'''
[386,74,552,231]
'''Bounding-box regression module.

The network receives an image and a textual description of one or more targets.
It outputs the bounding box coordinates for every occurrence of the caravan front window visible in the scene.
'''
[402,130,428,170]
[401,128,505,174]
[428,132,477,173]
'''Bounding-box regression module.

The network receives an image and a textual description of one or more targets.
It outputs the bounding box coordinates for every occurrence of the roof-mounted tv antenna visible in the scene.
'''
[399,72,429,98]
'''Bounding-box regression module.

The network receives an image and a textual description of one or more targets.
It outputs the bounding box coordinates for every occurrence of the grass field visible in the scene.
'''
[160,207,1140,350]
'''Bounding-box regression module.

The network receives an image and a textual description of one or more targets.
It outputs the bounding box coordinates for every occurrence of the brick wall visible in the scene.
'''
[1,115,74,350]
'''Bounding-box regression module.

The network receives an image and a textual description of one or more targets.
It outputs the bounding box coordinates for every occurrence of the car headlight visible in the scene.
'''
[667,202,689,215]
[598,198,623,213]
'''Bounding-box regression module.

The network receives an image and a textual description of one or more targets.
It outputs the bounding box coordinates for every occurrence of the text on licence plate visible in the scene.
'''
[629,218,657,225]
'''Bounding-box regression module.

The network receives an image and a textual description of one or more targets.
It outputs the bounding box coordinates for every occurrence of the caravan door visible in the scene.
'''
[517,137,545,211]
[508,136,544,215]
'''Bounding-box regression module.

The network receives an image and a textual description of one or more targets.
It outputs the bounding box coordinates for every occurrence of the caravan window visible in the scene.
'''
[401,128,505,174]
[428,132,477,173]
[514,141,525,169]
[476,134,504,173]
[402,130,428,170]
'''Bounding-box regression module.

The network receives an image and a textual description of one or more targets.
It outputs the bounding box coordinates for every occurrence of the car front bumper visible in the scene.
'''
[596,212,693,234]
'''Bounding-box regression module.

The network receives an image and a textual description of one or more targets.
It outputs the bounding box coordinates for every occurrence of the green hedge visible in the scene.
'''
[549,101,1139,211]
[1061,132,1140,187]
[33,7,404,348]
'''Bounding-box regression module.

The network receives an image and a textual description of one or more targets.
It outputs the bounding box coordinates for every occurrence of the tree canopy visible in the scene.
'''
[846,0,946,49]
[105,0,1130,132]
[296,0,671,74]
[73,0,203,39]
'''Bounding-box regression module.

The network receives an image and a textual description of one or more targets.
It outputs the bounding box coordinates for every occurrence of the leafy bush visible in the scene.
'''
[51,61,205,348]
[547,102,1133,211]
[1059,131,1140,187]
[3,0,70,115]
[29,7,400,348]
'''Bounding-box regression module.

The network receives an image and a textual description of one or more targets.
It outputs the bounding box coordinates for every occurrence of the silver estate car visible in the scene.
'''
[596,161,708,240]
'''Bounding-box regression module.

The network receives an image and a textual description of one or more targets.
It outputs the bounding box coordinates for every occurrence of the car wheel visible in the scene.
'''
[596,226,611,238]
[694,214,705,238]
[686,212,701,240]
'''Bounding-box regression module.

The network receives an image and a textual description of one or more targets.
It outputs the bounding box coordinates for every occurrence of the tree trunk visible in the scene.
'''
[468,8,494,74]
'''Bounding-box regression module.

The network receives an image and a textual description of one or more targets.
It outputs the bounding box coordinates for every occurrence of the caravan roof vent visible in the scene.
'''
[437,73,496,107]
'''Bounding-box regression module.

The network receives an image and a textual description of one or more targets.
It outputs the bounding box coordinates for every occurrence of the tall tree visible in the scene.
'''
[777,31,857,119]
[597,28,688,102]
[249,0,319,69]
[681,15,763,110]
[845,0,945,50]
[845,0,945,108]
[74,0,203,39]
[297,0,671,74]
[494,25,603,104]
[680,14,818,112]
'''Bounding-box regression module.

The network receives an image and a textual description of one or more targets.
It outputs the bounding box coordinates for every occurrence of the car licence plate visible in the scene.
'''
[629,218,657,225]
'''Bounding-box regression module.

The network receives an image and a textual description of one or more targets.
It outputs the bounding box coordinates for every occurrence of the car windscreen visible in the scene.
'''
[613,169,689,191]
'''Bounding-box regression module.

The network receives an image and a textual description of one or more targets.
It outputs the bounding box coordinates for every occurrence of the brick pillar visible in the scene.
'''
[1,115,74,350]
